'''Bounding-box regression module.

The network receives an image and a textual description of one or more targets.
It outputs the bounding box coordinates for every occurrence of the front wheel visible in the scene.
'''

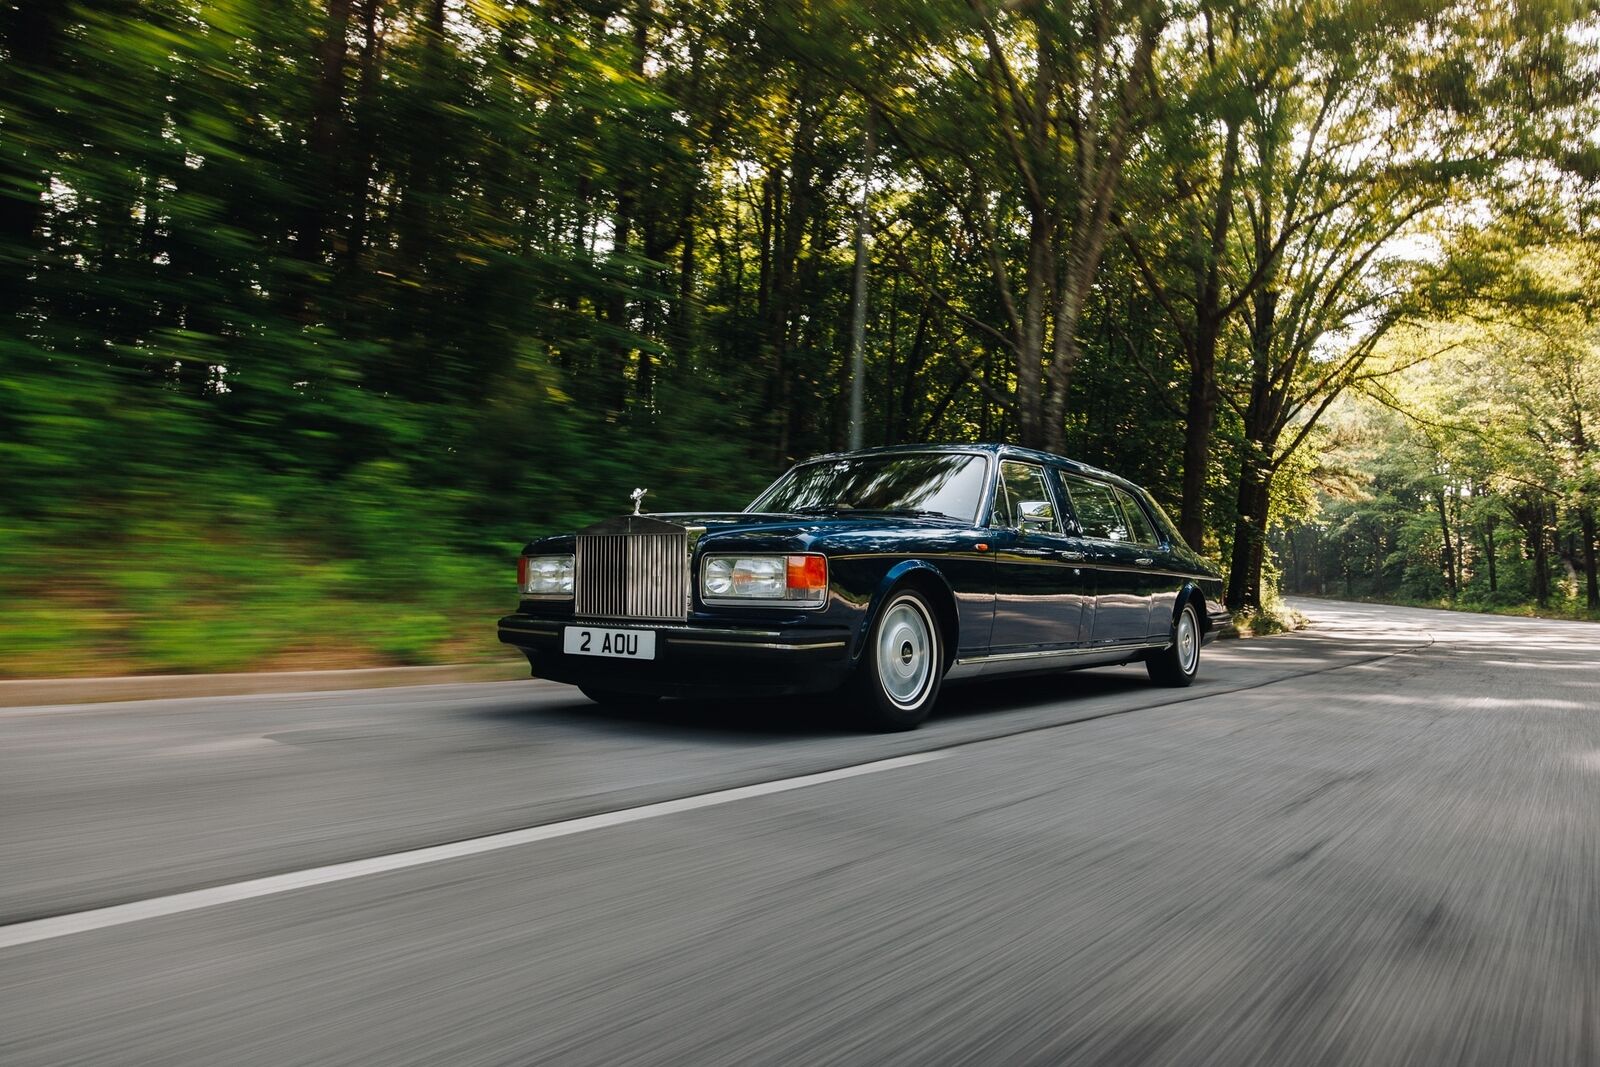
[853,588,944,731]
[1147,602,1201,687]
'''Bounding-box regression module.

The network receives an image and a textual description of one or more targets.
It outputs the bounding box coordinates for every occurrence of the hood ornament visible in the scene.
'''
[630,487,648,516]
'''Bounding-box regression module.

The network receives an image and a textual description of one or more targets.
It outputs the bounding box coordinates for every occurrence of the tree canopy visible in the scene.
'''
[1,0,1596,674]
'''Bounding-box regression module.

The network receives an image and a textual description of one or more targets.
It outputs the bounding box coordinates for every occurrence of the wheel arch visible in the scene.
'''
[854,561,960,669]
[1175,583,1208,633]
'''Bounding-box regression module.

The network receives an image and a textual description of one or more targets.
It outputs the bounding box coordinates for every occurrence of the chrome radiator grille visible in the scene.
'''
[574,526,689,620]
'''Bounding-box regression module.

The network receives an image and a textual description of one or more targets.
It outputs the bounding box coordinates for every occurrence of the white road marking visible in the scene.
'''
[0,751,945,951]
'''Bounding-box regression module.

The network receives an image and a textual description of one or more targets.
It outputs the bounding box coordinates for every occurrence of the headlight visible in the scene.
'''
[700,554,827,606]
[519,554,574,596]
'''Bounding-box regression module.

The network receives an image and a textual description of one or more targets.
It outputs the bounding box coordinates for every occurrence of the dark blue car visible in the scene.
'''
[499,444,1229,730]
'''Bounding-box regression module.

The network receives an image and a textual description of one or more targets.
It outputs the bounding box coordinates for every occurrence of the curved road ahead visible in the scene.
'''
[3,600,1598,1065]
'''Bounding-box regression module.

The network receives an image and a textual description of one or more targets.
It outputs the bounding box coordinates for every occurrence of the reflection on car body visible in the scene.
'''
[499,444,1229,730]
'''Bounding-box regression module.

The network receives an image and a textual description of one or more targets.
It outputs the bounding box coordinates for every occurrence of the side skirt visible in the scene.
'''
[945,640,1171,682]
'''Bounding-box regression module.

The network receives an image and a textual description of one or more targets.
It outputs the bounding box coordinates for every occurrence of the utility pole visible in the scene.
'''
[847,107,876,450]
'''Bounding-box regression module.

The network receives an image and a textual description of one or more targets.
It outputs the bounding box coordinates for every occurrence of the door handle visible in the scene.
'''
[1057,550,1086,562]
[1135,557,1154,566]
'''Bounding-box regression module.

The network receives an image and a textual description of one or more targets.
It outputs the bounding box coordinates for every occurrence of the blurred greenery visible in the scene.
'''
[0,0,1595,676]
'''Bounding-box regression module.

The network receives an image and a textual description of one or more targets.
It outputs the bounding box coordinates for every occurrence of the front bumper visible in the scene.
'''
[497,614,855,698]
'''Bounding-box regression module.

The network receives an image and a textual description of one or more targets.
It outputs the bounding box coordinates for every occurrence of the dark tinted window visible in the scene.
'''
[1062,476,1129,542]
[992,461,1058,532]
[1117,488,1161,547]
[752,453,988,523]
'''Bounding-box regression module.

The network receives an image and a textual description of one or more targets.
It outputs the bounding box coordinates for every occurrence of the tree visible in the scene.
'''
[858,0,1170,451]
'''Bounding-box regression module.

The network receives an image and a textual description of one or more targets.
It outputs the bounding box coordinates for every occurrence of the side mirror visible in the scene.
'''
[1018,500,1054,531]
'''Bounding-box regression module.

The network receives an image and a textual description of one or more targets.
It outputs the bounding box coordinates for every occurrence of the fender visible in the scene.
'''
[1168,581,1226,644]
[849,559,957,662]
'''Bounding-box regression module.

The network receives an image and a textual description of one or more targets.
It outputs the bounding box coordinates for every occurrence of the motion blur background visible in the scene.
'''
[3,0,1598,680]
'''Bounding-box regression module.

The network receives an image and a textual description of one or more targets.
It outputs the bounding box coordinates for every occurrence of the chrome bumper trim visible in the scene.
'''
[666,638,848,652]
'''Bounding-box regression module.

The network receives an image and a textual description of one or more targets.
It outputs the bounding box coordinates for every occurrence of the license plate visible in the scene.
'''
[563,626,657,660]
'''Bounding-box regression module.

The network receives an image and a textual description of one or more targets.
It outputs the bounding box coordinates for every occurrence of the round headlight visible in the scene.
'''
[704,557,733,595]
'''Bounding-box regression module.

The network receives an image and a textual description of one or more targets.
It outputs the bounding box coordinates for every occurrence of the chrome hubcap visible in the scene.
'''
[1177,608,1198,674]
[878,598,934,708]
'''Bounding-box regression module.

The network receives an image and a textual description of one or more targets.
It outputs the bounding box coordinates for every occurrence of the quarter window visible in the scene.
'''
[1116,489,1161,547]
[1061,476,1129,542]
[992,462,1058,533]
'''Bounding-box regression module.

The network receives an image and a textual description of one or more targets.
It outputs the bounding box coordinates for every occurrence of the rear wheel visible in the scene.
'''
[1146,601,1201,687]
[579,686,661,708]
[854,588,944,731]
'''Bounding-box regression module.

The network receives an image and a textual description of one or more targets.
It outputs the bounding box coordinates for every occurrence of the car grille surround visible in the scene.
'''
[574,517,690,621]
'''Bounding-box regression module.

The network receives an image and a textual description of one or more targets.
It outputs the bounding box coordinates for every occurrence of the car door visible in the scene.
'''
[987,460,1094,652]
[1114,486,1179,640]
[1058,474,1148,646]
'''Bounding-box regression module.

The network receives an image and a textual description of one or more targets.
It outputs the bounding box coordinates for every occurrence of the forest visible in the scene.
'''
[2,0,1597,676]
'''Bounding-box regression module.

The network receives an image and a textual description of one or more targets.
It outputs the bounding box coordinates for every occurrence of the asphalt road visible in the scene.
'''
[3,599,1597,1065]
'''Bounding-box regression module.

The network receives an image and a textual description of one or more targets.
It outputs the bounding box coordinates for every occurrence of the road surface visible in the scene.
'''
[3,600,1597,1065]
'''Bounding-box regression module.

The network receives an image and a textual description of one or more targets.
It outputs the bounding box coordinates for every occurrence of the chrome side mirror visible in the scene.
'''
[1018,500,1054,531]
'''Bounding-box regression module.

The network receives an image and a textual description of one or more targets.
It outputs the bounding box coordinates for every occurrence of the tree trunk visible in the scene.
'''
[342,0,384,271]
[601,0,653,415]
[671,181,699,370]
[1015,211,1051,448]
[846,108,875,450]
[1534,501,1551,608]
[1178,320,1219,550]
[1580,505,1599,610]
[1227,280,1281,611]
[1436,485,1457,598]
[1485,515,1498,594]
[1041,284,1083,455]
[1226,454,1272,610]
[300,0,355,264]
[1176,117,1239,550]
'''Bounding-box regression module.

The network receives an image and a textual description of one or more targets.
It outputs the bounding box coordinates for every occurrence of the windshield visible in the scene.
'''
[750,452,989,523]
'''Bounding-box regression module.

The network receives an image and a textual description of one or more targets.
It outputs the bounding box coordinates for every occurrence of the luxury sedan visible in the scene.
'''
[498,444,1230,729]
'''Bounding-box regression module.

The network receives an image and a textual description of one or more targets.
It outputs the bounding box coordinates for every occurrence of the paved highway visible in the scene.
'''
[3,600,1597,1065]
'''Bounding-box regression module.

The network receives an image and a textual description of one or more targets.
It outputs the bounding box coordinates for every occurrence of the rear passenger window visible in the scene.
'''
[1117,489,1161,547]
[1062,476,1129,542]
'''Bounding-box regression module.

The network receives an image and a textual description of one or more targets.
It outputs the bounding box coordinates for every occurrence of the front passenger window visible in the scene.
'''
[993,462,1058,533]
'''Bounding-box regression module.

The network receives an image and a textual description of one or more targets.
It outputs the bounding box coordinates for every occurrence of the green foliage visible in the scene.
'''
[1,0,1595,673]
[1280,240,1600,617]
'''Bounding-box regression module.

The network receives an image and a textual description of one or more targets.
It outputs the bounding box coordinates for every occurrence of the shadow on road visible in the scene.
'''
[470,666,1155,742]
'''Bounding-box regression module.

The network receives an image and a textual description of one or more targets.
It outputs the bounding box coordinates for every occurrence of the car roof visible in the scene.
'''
[797,443,1142,494]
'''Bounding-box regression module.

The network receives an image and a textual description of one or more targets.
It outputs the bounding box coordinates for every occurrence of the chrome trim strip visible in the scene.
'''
[955,639,1167,665]
[499,622,561,635]
[666,638,848,652]
[945,639,1170,680]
